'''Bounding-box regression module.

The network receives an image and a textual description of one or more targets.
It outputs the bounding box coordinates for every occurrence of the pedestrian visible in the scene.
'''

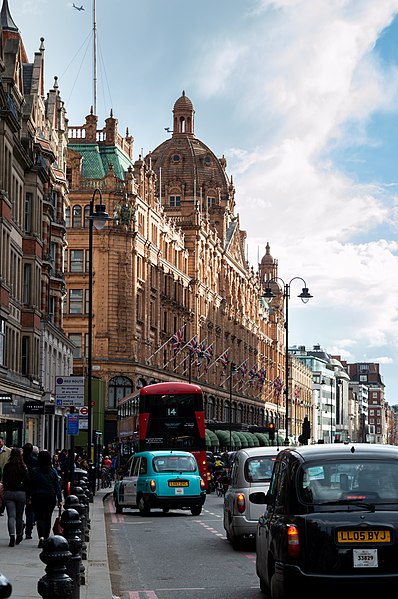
[2,446,30,546]
[22,443,38,539]
[30,449,63,548]
[0,436,11,516]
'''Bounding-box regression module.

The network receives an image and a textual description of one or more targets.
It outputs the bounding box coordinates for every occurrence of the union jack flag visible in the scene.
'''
[219,350,229,372]
[274,376,284,395]
[239,361,248,379]
[204,343,213,371]
[249,364,258,385]
[171,325,185,354]
[187,335,199,354]
[294,386,301,402]
[257,367,266,387]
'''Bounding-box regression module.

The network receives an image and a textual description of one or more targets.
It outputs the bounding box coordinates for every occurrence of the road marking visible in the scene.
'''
[129,592,158,598]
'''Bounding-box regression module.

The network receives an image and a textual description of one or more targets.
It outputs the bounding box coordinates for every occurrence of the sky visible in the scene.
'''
[13,0,398,404]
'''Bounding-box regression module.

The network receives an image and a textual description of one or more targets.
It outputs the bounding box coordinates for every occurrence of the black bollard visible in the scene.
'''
[0,573,12,598]
[70,486,90,542]
[37,535,73,599]
[64,495,87,562]
[61,508,83,596]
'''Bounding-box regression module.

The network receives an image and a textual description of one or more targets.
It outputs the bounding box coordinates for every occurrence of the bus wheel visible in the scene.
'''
[191,505,202,516]
[138,496,151,516]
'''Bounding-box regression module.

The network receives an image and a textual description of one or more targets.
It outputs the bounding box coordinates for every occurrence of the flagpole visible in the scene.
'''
[146,334,174,363]
[93,0,97,114]
[198,346,230,379]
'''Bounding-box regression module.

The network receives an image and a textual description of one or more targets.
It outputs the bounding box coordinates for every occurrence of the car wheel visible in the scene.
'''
[138,496,150,516]
[114,494,123,514]
[231,535,242,550]
[191,505,202,516]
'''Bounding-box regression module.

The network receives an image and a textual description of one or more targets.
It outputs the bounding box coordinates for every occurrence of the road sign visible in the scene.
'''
[55,376,85,407]
[79,407,89,415]
[67,414,79,435]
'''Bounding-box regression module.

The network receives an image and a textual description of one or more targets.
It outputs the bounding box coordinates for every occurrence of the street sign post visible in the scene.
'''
[55,376,85,407]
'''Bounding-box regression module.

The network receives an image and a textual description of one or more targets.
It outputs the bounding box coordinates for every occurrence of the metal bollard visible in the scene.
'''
[70,486,90,541]
[61,508,83,597]
[0,573,12,598]
[64,495,87,561]
[37,535,73,599]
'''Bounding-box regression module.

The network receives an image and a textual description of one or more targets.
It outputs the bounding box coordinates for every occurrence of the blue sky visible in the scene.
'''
[14,0,398,404]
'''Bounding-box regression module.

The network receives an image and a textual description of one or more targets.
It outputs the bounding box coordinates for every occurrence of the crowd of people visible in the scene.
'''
[0,437,114,549]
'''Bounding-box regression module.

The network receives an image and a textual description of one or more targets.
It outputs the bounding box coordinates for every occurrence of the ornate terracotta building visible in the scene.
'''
[0,0,73,451]
[64,92,289,448]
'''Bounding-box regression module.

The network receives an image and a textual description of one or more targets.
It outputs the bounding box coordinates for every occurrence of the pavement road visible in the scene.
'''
[105,491,264,599]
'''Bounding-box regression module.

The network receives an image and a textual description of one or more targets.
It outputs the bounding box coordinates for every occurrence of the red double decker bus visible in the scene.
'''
[117,381,209,490]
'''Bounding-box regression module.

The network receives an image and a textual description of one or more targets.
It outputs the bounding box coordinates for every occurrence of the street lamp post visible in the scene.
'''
[262,277,312,445]
[229,362,236,451]
[87,188,110,484]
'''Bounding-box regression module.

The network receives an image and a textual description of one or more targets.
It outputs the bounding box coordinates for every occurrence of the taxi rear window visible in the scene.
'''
[153,456,197,473]
[299,460,398,504]
[245,456,276,483]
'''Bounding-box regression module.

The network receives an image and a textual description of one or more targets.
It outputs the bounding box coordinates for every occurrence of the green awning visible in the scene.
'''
[249,432,260,446]
[235,431,249,448]
[231,431,242,449]
[205,429,220,448]
[214,429,232,449]
[241,432,255,447]
[253,432,269,446]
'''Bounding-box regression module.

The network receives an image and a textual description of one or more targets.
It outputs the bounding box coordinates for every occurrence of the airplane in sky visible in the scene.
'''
[72,3,85,10]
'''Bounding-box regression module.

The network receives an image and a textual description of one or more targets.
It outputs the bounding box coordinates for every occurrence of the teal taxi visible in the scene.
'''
[113,450,206,516]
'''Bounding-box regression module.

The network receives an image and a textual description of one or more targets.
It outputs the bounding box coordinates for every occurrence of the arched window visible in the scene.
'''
[207,396,215,420]
[72,205,82,228]
[108,376,133,409]
[237,404,243,423]
[84,205,90,228]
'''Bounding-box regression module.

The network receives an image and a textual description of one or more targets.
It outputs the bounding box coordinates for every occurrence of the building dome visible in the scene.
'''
[147,92,233,232]
[173,90,194,112]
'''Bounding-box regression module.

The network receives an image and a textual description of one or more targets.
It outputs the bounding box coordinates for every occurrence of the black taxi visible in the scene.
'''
[252,443,398,598]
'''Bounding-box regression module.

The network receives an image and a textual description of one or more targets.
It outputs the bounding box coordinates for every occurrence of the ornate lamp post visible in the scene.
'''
[87,189,110,477]
[262,277,312,445]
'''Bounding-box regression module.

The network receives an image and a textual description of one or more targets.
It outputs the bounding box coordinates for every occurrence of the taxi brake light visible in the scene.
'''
[200,478,206,490]
[237,493,246,514]
[287,524,300,558]
[150,479,156,491]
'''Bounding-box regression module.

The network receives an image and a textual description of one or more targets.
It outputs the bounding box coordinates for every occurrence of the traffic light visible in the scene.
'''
[268,422,275,441]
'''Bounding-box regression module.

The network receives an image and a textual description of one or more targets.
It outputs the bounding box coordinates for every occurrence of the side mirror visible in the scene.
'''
[249,491,268,505]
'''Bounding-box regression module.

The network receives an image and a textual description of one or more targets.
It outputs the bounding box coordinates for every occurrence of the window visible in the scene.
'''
[24,192,32,233]
[0,318,6,366]
[21,336,29,375]
[108,376,133,409]
[70,250,84,272]
[173,154,180,162]
[359,375,367,382]
[85,289,90,314]
[169,195,181,207]
[23,263,31,304]
[84,205,90,228]
[65,207,70,228]
[72,205,82,228]
[69,334,82,359]
[69,289,83,314]
[207,197,216,208]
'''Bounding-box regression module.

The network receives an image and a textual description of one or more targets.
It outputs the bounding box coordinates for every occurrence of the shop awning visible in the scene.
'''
[231,431,242,449]
[214,429,232,449]
[205,429,220,449]
[253,432,269,446]
[235,431,249,448]
[240,432,255,447]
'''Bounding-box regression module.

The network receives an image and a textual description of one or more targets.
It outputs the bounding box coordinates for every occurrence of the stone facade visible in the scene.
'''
[64,93,292,448]
[0,0,73,451]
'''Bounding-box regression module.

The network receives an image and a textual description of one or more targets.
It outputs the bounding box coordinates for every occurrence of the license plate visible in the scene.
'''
[337,530,391,543]
[175,488,184,495]
[168,481,189,487]
[353,548,378,568]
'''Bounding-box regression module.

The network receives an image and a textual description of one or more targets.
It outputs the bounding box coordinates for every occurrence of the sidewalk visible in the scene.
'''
[0,487,113,599]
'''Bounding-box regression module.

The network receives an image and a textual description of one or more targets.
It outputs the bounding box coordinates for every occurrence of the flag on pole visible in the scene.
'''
[187,335,199,354]
[249,364,258,385]
[203,343,213,372]
[171,324,185,355]
[219,349,229,375]
[274,376,284,396]
[239,361,248,379]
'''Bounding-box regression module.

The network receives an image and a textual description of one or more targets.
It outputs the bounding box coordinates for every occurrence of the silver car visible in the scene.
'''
[223,446,278,549]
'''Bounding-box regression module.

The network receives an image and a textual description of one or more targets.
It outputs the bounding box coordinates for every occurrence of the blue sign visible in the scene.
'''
[67,414,79,436]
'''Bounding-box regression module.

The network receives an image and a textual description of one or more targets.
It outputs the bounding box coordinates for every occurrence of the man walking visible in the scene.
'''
[0,436,11,515]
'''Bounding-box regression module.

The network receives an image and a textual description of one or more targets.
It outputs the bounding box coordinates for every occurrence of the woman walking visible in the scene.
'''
[2,447,29,547]
[30,450,62,548]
